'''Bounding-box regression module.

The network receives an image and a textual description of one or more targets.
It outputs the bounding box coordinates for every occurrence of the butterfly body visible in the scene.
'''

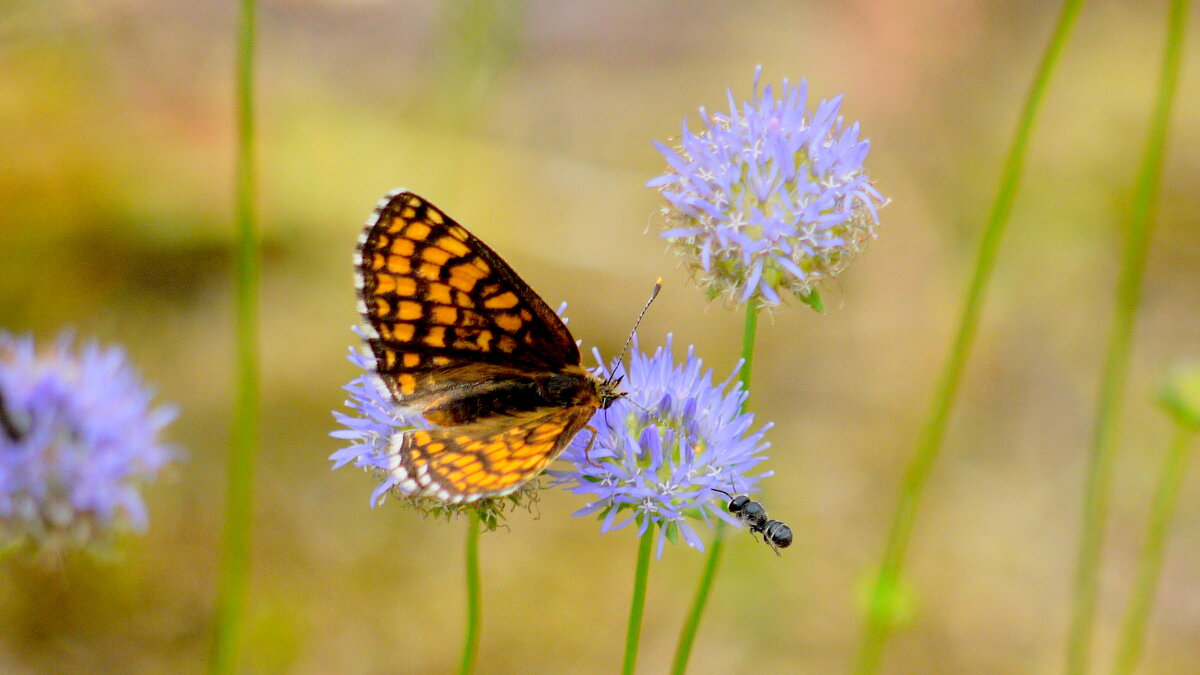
[420,367,602,426]
[354,190,621,503]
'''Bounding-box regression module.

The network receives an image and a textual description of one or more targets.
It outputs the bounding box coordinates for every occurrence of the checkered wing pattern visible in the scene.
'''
[354,190,604,502]
[355,190,581,411]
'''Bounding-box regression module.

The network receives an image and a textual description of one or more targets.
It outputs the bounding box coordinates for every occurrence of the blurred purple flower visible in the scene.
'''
[0,332,176,548]
[649,66,886,308]
[549,335,773,557]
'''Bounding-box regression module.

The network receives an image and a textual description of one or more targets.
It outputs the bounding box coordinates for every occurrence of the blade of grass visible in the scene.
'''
[1066,1,1188,671]
[853,2,1084,672]
[1112,423,1197,674]
[210,0,259,671]
[670,303,759,674]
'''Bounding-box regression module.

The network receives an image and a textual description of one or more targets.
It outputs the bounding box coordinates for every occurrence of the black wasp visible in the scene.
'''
[712,488,792,555]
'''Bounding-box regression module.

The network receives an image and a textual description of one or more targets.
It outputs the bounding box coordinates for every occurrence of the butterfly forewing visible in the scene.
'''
[356,191,581,408]
[355,190,607,502]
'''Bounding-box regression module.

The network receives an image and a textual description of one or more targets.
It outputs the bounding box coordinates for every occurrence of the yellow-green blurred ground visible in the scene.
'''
[2,0,1199,672]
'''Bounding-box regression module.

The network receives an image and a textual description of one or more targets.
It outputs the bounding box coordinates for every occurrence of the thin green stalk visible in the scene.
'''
[623,523,655,675]
[670,521,726,675]
[853,3,1083,672]
[739,303,759,394]
[458,511,482,675]
[210,0,258,672]
[1067,3,1188,672]
[670,303,759,674]
[1112,424,1196,675]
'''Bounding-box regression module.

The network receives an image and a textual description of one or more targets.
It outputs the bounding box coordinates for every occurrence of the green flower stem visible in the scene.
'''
[458,511,482,675]
[210,0,258,672]
[670,521,726,675]
[853,3,1083,673]
[1112,423,1197,675]
[1067,2,1188,672]
[739,302,759,394]
[623,522,655,675]
[670,303,759,674]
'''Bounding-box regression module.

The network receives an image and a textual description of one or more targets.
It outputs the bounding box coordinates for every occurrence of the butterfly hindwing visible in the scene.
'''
[386,406,596,502]
[355,190,581,409]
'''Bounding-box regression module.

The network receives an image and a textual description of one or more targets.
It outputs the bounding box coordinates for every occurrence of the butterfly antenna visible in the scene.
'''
[604,278,663,386]
[625,398,659,420]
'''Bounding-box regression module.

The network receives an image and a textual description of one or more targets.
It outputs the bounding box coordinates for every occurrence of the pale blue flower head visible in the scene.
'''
[649,67,886,309]
[329,327,425,507]
[550,335,773,557]
[0,332,176,548]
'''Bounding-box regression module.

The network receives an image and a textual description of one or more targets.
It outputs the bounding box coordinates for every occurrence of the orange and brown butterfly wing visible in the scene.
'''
[355,190,582,412]
[386,406,598,502]
[355,189,607,502]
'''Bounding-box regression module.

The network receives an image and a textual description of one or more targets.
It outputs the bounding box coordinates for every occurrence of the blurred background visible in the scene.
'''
[2,0,1199,672]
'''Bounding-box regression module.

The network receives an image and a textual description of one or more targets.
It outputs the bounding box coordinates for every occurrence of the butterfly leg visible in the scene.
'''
[582,425,601,467]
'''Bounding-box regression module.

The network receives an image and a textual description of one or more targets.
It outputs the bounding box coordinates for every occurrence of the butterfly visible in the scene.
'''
[354,190,624,503]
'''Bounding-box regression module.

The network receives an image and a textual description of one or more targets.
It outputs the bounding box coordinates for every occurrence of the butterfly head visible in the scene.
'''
[598,375,625,410]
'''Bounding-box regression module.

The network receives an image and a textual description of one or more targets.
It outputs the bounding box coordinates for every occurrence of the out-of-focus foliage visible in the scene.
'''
[1,1,1198,672]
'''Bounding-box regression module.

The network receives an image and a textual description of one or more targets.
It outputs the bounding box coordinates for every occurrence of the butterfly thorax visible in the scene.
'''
[423,366,606,427]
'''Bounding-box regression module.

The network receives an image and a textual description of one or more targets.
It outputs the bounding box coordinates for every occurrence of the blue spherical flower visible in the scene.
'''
[649,66,887,308]
[549,336,774,557]
[0,332,177,548]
